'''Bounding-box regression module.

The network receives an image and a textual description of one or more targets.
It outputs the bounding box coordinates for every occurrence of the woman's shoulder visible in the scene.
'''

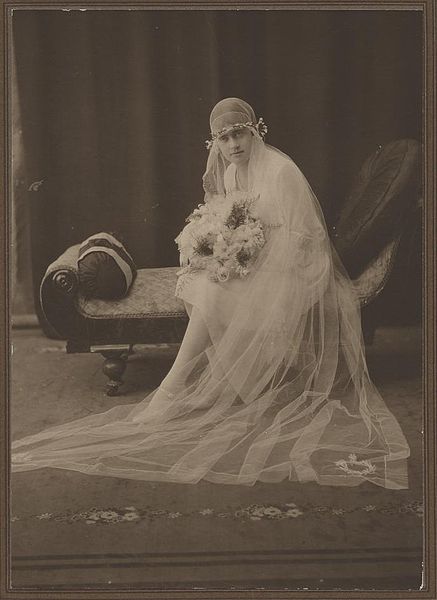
[266,146,297,171]
[264,146,302,181]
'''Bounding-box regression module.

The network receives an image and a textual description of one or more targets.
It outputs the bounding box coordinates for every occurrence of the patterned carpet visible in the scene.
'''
[9,326,423,591]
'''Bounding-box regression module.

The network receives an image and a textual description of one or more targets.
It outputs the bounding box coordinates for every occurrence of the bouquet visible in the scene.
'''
[176,192,266,282]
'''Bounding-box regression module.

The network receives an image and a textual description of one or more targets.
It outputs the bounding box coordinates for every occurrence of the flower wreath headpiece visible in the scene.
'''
[205,117,268,150]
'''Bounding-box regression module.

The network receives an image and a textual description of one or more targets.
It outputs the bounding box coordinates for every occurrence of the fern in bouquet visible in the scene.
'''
[176,192,266,282]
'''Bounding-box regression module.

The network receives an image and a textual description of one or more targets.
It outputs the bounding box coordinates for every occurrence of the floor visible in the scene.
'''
[9,325,423,592]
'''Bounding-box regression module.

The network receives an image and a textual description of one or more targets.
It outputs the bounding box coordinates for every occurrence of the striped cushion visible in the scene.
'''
[78,233,136,299]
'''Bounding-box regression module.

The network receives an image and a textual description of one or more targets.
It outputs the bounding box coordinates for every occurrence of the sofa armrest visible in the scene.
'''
[39,244,82,339]
[43,244,80,295]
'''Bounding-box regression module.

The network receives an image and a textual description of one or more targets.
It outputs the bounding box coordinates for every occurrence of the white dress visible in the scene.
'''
[12,143,410,489]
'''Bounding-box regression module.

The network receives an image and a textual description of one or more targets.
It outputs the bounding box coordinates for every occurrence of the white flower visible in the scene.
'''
[332,508,345,516]
[251,507,266,518]
[286,508,303,518]
[262,507,282,517]
[235,265,249,277]
[362,461,377,474]
[99,511,120,521]
[85,513,100,521]
[335,455,376,477]
[168,512,182,519]
[363,505,376,512]
[123,512,140,521]
[36,513,52,520]
[216,266,230,282]
[401,501,424,518]
[200,508,214,516]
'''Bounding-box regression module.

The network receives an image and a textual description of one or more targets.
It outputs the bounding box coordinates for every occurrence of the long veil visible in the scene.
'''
[12,132,410,488]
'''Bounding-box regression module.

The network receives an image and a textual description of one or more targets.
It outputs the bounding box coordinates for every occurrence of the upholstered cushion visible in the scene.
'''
[77,267,186,319]
[78,233,137,299]
[334,139,419,278]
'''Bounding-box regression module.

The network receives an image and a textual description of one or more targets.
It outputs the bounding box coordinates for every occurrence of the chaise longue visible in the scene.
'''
[38,139,421,395]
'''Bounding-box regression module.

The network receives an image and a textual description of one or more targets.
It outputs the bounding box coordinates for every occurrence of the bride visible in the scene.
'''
[12,98,410,488]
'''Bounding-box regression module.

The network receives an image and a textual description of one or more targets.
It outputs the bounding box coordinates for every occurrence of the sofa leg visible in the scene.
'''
[101,352,129,396]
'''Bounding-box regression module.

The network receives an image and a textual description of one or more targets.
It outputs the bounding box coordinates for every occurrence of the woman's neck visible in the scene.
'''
[235,164,249,191]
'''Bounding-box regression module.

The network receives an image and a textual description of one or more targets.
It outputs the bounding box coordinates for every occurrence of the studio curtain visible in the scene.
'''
[11,9,422,323]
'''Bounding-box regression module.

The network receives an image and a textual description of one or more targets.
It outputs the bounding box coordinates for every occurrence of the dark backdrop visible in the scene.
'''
[12,9,422,320]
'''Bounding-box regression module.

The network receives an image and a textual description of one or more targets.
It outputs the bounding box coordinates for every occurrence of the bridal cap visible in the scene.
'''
[206,97,267,149]
[210,98,256,134]
[203,97,268,194]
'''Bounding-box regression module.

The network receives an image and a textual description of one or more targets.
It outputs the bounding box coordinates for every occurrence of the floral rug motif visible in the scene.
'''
[11,499,424,526]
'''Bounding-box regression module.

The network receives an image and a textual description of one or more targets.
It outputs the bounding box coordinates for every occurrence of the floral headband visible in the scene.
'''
[205,117,268,150]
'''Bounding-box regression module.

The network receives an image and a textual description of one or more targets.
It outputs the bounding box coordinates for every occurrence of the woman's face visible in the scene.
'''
[217,127,253,165]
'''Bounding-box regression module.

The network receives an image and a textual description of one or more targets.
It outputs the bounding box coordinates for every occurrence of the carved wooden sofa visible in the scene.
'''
[39,139,420,395]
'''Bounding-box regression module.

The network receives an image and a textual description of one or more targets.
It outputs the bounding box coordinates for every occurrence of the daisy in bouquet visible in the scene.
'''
[176,192,266,283]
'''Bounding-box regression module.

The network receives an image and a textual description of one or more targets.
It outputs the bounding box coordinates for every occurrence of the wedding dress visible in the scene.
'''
[12,104,410,489]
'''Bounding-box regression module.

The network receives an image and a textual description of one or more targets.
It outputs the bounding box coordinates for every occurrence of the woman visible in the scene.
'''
[12,98,410,488]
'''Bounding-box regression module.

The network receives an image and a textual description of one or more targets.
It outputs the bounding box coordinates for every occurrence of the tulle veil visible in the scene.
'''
[12,99,410,488]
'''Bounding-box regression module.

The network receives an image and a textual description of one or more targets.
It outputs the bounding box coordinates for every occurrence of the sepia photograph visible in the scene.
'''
[3,2,434,597]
